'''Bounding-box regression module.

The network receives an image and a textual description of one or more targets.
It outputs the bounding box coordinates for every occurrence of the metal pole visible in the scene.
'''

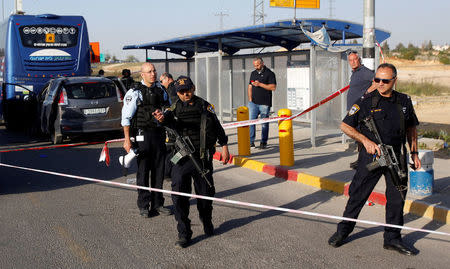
[229,67,233,121]
[218,38,223,122]
[194,41,199,95]
[340,52,347,144]
[309,46,316,147]
[145,49,148,62]
[165,51,169,73]
[242,58,246,105]
[294,0,297,20]
[362,0,375,70]
[206,56,210,101]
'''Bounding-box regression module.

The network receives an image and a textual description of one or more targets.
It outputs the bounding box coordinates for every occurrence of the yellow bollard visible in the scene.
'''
[237,106,250,156]
[278,109,294,166]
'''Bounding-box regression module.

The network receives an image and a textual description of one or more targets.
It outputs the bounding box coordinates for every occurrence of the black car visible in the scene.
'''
[37,76,126,144]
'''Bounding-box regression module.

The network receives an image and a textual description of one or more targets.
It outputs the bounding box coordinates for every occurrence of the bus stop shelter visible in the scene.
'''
[123,19,390,146]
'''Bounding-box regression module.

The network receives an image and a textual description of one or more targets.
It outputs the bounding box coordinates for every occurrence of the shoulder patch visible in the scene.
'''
[348,104,360,116]
[125,95,133,104]
[207,104,215,114]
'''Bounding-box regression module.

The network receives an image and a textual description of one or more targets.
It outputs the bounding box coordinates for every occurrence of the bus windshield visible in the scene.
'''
[19,25,78,48]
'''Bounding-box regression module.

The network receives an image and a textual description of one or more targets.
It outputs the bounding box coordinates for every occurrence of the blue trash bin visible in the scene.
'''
[409,150,434,197]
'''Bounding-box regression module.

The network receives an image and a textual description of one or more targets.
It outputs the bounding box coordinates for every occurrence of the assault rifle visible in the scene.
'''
[363,115,407,200]
[164,127,212,187]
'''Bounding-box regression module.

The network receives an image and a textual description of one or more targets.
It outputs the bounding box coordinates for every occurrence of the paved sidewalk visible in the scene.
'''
[213,122,450,224]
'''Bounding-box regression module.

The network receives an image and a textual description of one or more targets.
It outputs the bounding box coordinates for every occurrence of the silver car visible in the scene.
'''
[38,76,126,144]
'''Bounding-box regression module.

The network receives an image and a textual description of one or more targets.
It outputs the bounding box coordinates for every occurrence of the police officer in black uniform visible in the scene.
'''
[121,62,172,218]
[153,76,230,249]
[328,63,421,255]
[121,68,135,90]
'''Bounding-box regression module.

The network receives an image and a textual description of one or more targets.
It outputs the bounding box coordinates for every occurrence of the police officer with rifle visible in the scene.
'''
[328,63,421,255]
[153,76,230,249]
[121,62,172,218]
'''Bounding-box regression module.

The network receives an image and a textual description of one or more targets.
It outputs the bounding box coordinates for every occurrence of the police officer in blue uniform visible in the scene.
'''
[121,62,171,218]
[328,63,421,255]
[154,76,230,249]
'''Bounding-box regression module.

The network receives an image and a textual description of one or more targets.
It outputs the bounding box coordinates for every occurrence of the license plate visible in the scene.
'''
[83,108,106,115]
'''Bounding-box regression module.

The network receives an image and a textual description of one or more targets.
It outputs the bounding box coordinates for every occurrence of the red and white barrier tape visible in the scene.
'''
[0,162,448,237]
[99,85,350,165]
[0,141,104,153]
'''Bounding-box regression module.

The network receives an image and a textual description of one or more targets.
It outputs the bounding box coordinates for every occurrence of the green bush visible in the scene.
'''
[396,80,450,96]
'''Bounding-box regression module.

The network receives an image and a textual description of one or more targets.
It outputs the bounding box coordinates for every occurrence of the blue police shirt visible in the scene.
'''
[121,81,169,127]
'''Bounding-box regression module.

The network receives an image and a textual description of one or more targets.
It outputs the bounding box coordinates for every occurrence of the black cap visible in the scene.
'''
[175,76,194,92]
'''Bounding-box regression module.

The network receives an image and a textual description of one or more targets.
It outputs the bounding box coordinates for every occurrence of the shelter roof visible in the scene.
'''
[123,18,390,58]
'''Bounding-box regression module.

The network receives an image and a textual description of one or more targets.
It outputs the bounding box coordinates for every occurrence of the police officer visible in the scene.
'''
[328,63,421,255]
[121,62,172,218]
[154,76,230,249]
[121,68,135,90]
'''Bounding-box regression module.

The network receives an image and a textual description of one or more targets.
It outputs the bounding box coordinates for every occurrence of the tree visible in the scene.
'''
[424,40,433,51]
[126,55,139,62]
[381,42,390,55]
[394,42,405,52]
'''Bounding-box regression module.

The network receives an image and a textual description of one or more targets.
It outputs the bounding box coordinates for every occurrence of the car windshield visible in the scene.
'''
[64,82,117,99]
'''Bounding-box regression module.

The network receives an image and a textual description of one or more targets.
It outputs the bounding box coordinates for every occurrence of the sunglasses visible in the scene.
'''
[374,77,396,83]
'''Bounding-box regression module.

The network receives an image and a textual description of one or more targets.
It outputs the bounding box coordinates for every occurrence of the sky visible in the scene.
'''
[5,0,449,61]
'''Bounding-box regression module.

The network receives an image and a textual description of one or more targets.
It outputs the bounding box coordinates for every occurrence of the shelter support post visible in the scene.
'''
[340,51,348,144]
[310,45,316,147]
[206,56,210,101]
[165,51,169,73]
[194,42,199,94]
[218,38,223,122]
[229,58,233,121]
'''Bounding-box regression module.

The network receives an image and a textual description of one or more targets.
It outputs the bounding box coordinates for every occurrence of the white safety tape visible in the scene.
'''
[1,162,449,237]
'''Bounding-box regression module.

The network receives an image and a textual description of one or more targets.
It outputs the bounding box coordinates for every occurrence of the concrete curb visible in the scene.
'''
[213,152,449,224]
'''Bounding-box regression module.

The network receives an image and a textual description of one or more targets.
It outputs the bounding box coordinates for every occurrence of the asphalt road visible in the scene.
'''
[1,127,449,268]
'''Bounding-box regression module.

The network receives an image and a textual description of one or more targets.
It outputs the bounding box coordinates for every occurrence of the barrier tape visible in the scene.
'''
[0,141,104,153]
[1,161,449,237]
[222,84,349,129]
[99,85,350,165]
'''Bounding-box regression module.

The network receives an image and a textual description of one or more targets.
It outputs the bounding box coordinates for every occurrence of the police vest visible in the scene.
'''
[174,97,217,153]
[131,83,164,131]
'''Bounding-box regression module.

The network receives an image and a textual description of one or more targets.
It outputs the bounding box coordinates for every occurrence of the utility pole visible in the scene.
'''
[363,0,375,70]
[14,0,23,14]
[215,11,229,30]
[253,0,265,25]
[329,0,335,18]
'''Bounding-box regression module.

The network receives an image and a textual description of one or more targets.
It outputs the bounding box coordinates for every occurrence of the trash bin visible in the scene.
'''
[409,150,434,196]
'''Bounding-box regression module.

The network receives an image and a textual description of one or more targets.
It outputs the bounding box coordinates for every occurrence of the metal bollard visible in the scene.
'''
[237,106,250,156]
[278,109,294,166]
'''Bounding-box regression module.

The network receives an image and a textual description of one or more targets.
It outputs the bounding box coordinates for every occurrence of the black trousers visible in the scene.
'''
[337,148,406,243]
[136,129,166,210]
[171,154,215,239]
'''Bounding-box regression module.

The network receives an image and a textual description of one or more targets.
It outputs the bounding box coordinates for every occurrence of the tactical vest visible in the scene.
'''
[174,97,217,154]
[131,83,164,132]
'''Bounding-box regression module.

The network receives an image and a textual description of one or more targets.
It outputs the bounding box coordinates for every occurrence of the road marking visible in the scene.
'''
[55,226,92,263]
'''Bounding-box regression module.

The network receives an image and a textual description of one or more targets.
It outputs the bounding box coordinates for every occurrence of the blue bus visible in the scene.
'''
[0,14,91,129]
